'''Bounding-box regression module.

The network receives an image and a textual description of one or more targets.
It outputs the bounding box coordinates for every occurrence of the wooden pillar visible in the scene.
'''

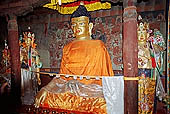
[7,14,21,104]
[123,0,138,113]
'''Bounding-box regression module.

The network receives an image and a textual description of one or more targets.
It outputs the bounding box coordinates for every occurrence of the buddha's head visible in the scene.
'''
[70,5,93,40]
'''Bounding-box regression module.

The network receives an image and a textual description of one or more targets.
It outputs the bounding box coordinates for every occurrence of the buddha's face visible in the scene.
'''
[71,16,93,40]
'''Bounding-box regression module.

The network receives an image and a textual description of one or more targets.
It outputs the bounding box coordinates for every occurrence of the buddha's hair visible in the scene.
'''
[70,5,92,22]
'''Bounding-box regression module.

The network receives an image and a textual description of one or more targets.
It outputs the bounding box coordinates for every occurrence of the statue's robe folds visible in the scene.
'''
[40,40,114,113]
[60,40,114,84]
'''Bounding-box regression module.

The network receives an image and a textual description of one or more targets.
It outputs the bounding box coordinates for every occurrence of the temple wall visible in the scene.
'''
[18,7,166,75]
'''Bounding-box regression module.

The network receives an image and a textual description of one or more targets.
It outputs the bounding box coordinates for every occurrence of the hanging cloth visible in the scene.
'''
[102,76,124,114]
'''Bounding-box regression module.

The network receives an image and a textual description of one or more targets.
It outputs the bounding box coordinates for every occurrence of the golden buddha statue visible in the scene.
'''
[71,16,93,40]
[34,4,114,113]
[137,20,152,69]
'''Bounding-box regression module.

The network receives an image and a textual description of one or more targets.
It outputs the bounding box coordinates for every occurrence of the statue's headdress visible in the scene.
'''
[70,4,92,22]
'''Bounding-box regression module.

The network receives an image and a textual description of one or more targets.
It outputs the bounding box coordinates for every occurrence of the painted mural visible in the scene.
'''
[47,12,165,73]
[18,9,165,76]
[47,15,123,72]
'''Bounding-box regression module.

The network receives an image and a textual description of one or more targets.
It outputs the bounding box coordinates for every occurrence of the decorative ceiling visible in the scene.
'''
[0,0,166,16]
[101,0,123,3]
[43,0,112,14]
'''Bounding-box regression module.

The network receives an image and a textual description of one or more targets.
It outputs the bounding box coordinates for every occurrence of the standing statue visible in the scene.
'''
[20,27,42,105]
[0,40,11,94]
[137,15,165,113]
[137,19,152,70]
[137,15,165,78]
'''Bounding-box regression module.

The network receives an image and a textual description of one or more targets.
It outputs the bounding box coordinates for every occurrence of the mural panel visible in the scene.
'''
[48,15,123,71]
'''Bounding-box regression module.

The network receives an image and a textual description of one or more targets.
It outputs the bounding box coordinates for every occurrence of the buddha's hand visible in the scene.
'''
[34,89,47,108]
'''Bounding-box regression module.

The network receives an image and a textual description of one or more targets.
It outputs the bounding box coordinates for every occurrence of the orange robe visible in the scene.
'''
[41,40,114,113]
[60,40,114,85]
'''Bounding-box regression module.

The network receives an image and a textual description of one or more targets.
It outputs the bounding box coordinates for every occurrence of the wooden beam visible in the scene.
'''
[7,14,21,105]
[123,4,138,114]
[0,0,50,16]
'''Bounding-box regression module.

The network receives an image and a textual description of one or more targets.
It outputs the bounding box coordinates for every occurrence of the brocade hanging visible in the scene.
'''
[43,0,111,14]
[138,77,156,114]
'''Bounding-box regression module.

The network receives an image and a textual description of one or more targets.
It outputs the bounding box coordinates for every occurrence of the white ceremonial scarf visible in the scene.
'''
[102,76,124,114]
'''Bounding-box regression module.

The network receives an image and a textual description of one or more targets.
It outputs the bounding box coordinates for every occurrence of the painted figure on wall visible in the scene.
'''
[34,4,114,113]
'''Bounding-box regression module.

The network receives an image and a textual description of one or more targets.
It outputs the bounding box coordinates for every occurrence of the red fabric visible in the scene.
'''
[62,0,100,7]
[28,59,31,67]
[151,57,156,68]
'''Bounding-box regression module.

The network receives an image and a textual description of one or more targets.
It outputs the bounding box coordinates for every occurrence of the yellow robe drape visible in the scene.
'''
[41,40,114,113]
[60,40,114,85]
